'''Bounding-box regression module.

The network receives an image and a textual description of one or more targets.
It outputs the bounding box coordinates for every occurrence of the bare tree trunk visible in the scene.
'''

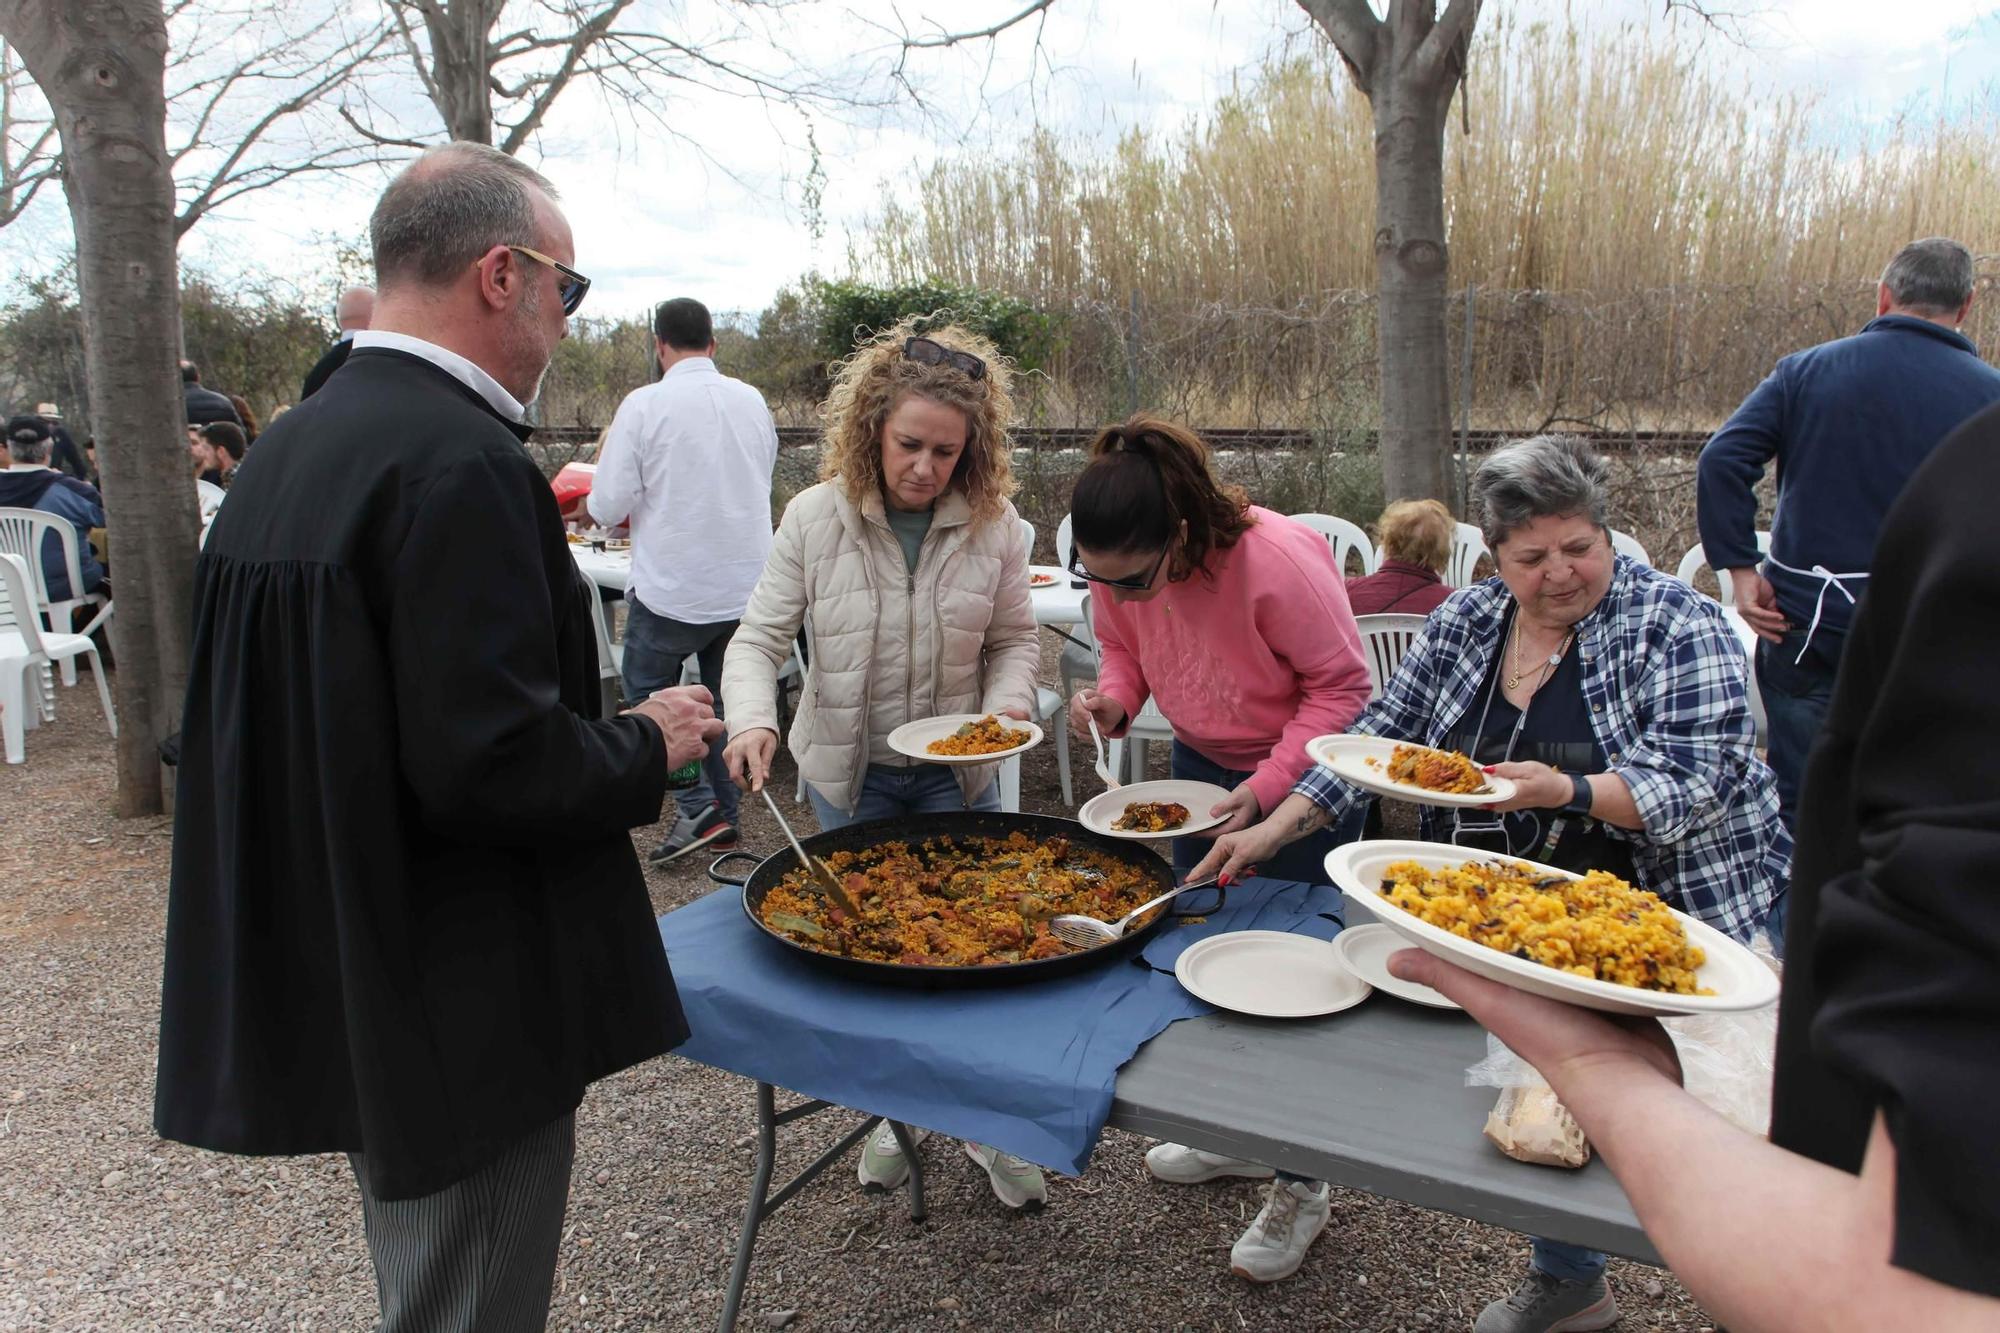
[1300,0,1480,509]
[1,0,195,815]
[1371,70,1455,503]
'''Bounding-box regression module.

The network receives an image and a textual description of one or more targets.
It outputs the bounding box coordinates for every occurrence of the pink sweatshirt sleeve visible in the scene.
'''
[1242,547,1374,814]
[1089,594,1151,736]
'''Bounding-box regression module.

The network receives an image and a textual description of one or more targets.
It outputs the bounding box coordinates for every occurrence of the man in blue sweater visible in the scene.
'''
[0,414,108,602]
[1697,237,2000,943]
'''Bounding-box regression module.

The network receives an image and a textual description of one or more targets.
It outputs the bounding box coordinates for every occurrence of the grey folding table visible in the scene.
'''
[709,905,1658,1332]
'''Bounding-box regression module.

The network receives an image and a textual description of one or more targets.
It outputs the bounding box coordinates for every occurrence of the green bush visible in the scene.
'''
[808,277,1062,372]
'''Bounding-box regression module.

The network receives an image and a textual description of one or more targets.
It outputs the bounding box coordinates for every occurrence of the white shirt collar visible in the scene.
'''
[5,463,52,473]
[350,330,526,423]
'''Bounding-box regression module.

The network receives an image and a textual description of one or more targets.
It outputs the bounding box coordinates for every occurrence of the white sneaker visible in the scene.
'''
[962,1142,1048,1210]
[1229,1179,1331,1283]
[1144,1142,1277,1184]
[856,1121,929,1191]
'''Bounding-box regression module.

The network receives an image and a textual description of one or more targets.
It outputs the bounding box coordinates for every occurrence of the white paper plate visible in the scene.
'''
[1174,930,1371,1018]
[1306,734,1516,808]
[1076,780,1233,840]
[1324,840,1781,1017]
[1331,924,1462,1011]
[886,714,1043,766]
[1029,565,1063,588]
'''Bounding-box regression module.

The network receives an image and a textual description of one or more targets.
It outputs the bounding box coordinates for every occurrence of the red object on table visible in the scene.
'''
[550,461,596,523]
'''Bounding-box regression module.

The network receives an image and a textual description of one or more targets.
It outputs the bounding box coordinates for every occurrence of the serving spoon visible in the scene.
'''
[760,787,862,919]
[1048,872,1222,949]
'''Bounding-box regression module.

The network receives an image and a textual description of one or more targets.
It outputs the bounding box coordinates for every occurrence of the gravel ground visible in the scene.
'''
[0,667,1723,1333]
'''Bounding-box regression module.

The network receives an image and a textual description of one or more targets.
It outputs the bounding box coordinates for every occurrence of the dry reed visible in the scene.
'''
[854,17,2000,432]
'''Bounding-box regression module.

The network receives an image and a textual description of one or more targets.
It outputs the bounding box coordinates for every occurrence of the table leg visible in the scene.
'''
[716,1086,919,1332]
[716,1083,780,1333]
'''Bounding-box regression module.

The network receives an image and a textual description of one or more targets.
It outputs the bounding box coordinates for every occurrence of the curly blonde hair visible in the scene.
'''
[818,314,1016,526]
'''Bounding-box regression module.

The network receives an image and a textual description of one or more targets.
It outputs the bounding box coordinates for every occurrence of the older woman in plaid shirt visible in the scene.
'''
[1194,434,1789,1333]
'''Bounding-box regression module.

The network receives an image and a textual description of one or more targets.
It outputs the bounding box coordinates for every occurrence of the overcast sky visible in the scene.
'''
[5,0,1997,323]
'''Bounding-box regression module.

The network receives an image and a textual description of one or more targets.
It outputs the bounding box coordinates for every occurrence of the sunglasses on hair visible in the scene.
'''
[903,335,986,380]
[1066,544,1170,591]
[505,244,591,315]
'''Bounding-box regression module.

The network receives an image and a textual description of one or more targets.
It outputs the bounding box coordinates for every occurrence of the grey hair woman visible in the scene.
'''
[1192,433,1790,1324]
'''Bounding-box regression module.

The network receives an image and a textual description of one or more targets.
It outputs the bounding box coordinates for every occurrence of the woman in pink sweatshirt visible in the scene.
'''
[1066,414,1374,884]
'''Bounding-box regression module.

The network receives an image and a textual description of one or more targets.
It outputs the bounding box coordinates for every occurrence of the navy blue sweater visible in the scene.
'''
[1697,314,2000,636]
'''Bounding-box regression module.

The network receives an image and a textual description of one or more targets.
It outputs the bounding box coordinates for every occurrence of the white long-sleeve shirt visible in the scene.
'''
[586,357,779,623]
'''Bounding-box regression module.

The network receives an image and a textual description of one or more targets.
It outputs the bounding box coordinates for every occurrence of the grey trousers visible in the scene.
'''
[348,1112,576,1333]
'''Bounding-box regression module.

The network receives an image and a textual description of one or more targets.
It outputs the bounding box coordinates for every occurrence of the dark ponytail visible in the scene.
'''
[1069,414,1252,580]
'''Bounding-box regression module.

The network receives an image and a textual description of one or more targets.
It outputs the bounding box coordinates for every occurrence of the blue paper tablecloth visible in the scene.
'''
[657,876,1345,1175]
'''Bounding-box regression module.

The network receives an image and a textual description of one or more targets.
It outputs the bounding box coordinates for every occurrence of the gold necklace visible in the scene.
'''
[1506,618,1574,692]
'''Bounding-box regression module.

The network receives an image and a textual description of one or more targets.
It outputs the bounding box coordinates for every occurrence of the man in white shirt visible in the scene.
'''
[588,297,779,861]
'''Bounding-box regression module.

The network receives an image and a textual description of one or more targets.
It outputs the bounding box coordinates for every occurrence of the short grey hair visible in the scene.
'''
[370,142,559,289]
[1880,238,1975,317]
[6,418,51,465]
[1472,434,1610,551]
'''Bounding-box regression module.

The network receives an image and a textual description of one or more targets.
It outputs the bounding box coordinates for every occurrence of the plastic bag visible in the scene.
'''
[1465,932,1783,1136]
[1484,1086,1590,1167]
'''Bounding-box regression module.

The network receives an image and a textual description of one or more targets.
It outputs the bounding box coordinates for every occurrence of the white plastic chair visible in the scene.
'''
[1003,517,1071,809]
[587,590,622,718]
[1674,531,1772,607]
[1054,514,1096,702]
[0,507,112,685]
[1609,528,1650,567]
[1354,613,1429,700]
[1288,512,1377,578]
[1447,522,1489,588]
[1,553,114,763]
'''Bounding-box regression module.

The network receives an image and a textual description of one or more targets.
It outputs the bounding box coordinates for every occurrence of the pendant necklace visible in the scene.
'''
[1506,617,1574,693]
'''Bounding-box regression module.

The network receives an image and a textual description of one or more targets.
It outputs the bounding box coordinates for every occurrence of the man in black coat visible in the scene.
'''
[299,284,376,400]
[179,360,241,427]
[156,141,718,1332]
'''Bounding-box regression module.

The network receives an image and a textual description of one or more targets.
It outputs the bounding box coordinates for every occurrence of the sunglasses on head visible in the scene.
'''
[1066,543,1170,591]
[903,335,986,380]
[503,244,591,316]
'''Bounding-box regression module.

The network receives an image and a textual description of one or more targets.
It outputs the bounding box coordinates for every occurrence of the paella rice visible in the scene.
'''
[1380,858,1711,994]
[1111,801,1190,832]
[925,714,1033,756]
[1386,743,1491,795]
[759,831,1160,966]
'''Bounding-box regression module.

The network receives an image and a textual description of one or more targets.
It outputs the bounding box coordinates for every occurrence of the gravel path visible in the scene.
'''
[0,680,1721,1332]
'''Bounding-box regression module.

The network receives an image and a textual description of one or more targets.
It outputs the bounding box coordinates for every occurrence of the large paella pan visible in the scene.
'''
[706,811,1221,987]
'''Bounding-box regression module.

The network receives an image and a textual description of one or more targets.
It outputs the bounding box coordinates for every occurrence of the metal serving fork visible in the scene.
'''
[1048,873,1222,949]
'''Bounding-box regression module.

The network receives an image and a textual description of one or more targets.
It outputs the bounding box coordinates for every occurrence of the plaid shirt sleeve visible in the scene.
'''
[1610,597,1761,843]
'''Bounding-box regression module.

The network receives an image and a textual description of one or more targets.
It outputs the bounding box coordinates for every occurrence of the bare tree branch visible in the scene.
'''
[899,0,1056,51]
[496,0,628,155]
[1413,0,1482,92]
[1295,0,1382,91]
[0,37,59,226]
[338,100,436,151]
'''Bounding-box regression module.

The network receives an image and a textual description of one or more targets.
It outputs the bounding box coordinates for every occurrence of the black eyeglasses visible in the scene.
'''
[903,335,986,380]
[505,244,591,316]
[1067,544,1169,591]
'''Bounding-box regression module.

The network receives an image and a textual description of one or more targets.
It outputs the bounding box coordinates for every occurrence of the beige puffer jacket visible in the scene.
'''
[722,480,1041,814]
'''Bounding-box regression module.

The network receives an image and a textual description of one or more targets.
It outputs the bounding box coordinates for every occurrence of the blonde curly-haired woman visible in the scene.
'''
[720,317,1046,1206]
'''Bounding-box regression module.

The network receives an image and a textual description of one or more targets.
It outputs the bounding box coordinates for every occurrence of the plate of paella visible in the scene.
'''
[1076,779,1233,840]
[1323,840,1779,1016]
[888,713,1043,765]
[1306,735,1516,808]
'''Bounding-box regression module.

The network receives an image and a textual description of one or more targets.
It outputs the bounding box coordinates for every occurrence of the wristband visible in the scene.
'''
[1560,772,1594,817]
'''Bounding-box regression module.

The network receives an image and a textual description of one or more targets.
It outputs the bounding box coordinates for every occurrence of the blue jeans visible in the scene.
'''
[1532,1237,1607,1283]
[620,596,739,825]
[806,762,999,830]
[1755,627,1840,959]
[1169,739,1363,885]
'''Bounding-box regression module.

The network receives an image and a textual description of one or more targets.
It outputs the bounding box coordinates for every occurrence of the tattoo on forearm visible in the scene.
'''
[1293,806,1330,834]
